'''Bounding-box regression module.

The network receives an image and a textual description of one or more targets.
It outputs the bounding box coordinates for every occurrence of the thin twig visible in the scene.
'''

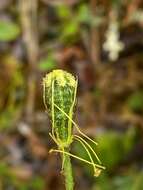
[19,0,39,121]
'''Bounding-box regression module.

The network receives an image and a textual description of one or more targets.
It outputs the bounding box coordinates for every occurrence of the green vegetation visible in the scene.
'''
[0,20,20,41]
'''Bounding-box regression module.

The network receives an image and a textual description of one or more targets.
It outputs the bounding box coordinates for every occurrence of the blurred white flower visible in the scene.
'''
[103,21,124,61]
[18,122,31,136]
[130,10,143,23]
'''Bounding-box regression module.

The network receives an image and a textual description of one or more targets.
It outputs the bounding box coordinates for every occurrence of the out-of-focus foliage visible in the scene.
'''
[93,171,143,190]
[39,54,56,71]
[73,127,135,174]
[97,128,135,168]
[0,20,20,41]
[127,91,143,113]
[0,55,24,129]
[0,162,45,190]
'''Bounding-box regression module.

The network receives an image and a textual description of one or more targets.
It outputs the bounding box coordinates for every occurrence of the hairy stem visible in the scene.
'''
[63,150,74,190]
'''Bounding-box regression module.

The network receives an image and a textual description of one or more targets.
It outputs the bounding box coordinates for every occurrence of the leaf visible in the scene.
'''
[57,5,71,19]
[39,55,56,71]
[127,91,143,113]
[30,177,45,190]
[63,21,78,37]
[0,163,9,176]
[77,4,90,23]
[0,20,20,41]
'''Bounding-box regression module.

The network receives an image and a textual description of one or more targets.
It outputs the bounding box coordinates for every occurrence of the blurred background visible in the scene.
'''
[0,0,143,189]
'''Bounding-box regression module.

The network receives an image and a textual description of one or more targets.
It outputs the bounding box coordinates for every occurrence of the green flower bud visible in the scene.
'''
[43,70,77,147]
[43,70,105,181]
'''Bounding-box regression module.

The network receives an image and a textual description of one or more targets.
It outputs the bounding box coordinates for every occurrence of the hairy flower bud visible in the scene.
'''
[43,70,77,146]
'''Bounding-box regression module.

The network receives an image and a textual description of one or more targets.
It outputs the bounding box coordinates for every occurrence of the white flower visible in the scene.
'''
[103,22,124,61]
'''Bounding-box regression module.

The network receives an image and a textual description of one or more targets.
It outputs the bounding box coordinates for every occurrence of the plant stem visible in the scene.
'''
[90,0,101,67]
[20,0,38,122]
[63,150,74,190]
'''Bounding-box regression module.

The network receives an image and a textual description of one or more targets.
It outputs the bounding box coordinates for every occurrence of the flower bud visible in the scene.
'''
[43,70,77,145]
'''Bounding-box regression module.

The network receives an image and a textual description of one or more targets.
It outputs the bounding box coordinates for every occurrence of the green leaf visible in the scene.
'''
[57,5,71,19]
[77,4,90,23]
[0,163,9,176]
[30,177,45,190]
[0,20,20,41]
[127,91,143,113]
[39,55,56,71]
[63,21,78,37]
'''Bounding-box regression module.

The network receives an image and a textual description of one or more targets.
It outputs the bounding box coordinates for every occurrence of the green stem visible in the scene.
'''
[63,150,74,190]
